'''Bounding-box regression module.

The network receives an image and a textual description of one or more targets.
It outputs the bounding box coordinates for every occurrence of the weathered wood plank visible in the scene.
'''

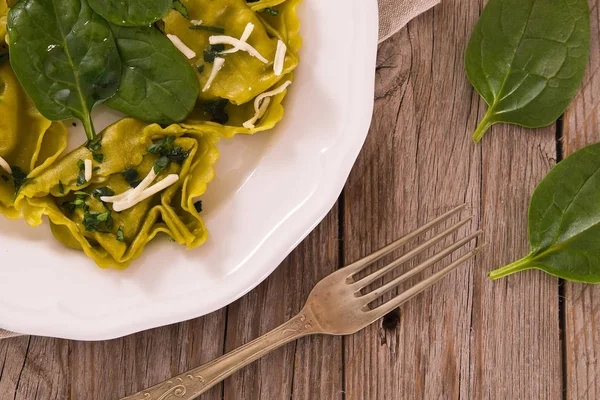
[0,312,227,400]
[562,1,600,399]
[222,208,342,400]
[343,4,481,398]
[343,0,562,398]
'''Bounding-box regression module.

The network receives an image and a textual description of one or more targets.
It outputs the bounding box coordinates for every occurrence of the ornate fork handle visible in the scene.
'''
[122,311,317,400]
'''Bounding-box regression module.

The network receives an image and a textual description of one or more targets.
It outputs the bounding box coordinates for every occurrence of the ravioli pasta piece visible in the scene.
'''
[162,0,298,105]
[181,72,293,137]
[0,62,67,218]
[16,119,219,269]
[167,0,301,136]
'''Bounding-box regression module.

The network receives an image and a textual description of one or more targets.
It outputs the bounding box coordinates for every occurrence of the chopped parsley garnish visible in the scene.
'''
[82,210,113,232]
[58,181,65,194]
[116,226,125,242]
[86,138,102,152]
[262,7,279,16]
[194,200,203,213]
[76,159,87,186]
[189,24,225,34]
[172,0,189,18]
[203,99,229,124]
[85,138,103,163]
[154,156,171,174]
[203,44,225,63]
[93,186,115,200]
[148,136,190,173]
[197,65,205,73]
[122,168,141,188]
[61,191,114,233]
[11,166,32,193]
[92,153,104,163]
[61,191,87,214]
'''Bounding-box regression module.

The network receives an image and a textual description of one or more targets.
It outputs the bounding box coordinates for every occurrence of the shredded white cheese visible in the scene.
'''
[220,23,254,55]
[190,19,204,25]
[167,34,197,59]
[254,80,292,112]
[209,35,268,63]
[111,175,179,212]
[0,156,12,174]
[100,189,133,203]
[100,168,157,203]
[203,57,226,92]
[101,167,180,212]
[128,168,157,200]
[84,159,93,182]
[242,97,271,129]
[273,40,286,76]
[242,81,292,129]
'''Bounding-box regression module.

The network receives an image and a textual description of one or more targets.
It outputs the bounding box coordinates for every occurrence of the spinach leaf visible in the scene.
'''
[465,0,590,142]
[106,25,200,125]
[489,142,600,282]
[88,0,173,27]
[7,0,122,141]
[172,1,189,18]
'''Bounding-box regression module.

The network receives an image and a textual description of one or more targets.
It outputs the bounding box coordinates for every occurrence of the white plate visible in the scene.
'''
[0,0,378,340]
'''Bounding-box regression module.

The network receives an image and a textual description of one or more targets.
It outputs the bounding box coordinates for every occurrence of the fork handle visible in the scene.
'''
[121,310,317,400]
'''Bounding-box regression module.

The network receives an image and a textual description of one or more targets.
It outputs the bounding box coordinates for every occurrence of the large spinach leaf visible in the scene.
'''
[489,142,600,282]
[88,0,173,27]
[7,0,121,141]
[106,25,199,125]
[466,0,590,143]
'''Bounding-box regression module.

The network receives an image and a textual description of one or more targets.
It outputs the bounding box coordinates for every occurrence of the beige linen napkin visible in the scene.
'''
[0,0,439,340]
[379,0,440,43]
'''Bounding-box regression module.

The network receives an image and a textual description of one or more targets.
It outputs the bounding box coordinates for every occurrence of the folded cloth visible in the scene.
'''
[0,0,440,341]
[379,0,440,42]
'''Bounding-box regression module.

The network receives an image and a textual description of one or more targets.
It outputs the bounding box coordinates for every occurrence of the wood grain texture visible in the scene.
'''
[221,208,342,400]
[3,0,598,398]
[563,1,600,399]
[342,0,561,399]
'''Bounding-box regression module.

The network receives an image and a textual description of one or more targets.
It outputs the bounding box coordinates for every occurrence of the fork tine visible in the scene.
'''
[358,230,482,302]
[349,215,473,287]
[365,244,488,315]
[344,204,467,278]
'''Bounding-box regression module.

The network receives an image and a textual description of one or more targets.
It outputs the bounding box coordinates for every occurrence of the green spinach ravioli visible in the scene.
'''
[0,0,301,268]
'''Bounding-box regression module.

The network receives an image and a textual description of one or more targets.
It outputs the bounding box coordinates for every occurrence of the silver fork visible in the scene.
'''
[122,204,485,400]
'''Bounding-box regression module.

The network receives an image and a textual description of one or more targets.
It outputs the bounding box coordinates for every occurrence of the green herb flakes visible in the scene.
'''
[203,98,229,124]
[93,187,115,200]
[93,153,104,163]
[116,226,125,242]
[122,168,141,188]
[203,44,225,63]
[154,156,171,174]
[11,166,31,193]
[148,136,190,174]
[76,160,87,186]
[262,7,279,16]
[189,24,225,34]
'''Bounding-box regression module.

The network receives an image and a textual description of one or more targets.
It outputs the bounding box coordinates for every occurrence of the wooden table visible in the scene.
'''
[2,1,600,398]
